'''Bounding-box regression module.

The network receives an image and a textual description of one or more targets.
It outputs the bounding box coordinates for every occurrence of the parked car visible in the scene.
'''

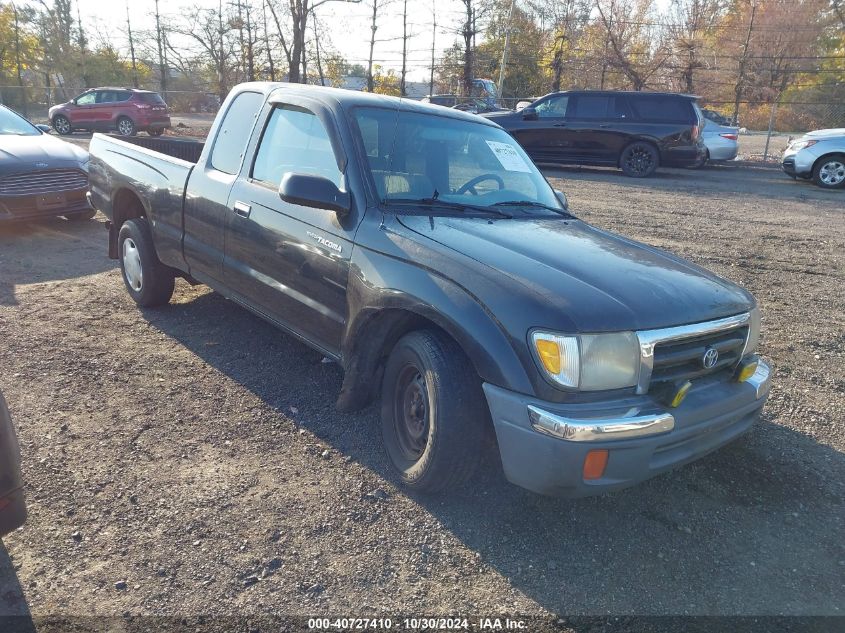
[49,87,171,137]
[701,108,733,127]
[0,390,26,538]
[421,94,458,107]
[88,82,770,497]
[0,104,94,223]
[693,119,739,167]
[482,90,707,177]
[782,128,845,189]
[452,98,507,115]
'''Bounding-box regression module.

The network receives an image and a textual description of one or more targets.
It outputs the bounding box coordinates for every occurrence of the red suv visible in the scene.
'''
[49,88,171,137]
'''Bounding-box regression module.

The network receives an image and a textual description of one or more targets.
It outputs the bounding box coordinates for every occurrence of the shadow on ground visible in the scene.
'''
[0,218,114,306]
[141,289,845,615]
[0,541,35,632]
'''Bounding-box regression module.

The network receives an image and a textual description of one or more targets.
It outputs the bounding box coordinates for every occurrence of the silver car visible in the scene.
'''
[782,128,845,189]
[701,119,739,163]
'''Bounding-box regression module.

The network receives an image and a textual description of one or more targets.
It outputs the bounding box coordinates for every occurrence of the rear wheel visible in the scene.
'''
[117,117,136,137]
[148,129,164,137]
[65,209,96,221]
[52,115,72,136]
[118,218,175,307]
[380,330,487,493]
[620,141,659,177]
[812,154,845,189]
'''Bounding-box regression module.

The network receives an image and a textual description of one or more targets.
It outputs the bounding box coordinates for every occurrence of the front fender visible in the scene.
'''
[337,245,534,412]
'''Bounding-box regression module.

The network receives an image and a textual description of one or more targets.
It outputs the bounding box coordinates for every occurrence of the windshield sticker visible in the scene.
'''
[485,140,532,172]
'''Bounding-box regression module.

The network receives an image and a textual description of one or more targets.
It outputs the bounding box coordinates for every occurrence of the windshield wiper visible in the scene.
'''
[384,197,512,219]
[492,200,575,218]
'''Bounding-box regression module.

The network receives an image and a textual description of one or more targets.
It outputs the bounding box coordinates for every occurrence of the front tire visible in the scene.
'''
[812,154,845,189]
[118,218,175,307]
[620,141,659,177]
[116,117,137,137]
[52,115,72,136]
[380,330,487,493]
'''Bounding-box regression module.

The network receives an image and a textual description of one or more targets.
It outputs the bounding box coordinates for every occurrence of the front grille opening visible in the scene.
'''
[0,169,88,196]
[651,326,748,384]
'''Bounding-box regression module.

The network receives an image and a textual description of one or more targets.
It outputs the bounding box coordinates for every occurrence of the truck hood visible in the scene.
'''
[0,133,88,174]
[397,214,753,332]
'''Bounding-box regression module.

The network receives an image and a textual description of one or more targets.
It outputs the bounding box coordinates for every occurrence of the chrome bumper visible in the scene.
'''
[528,359,771,442]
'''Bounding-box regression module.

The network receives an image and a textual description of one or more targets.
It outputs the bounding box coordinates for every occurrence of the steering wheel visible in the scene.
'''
[456,173,506,196]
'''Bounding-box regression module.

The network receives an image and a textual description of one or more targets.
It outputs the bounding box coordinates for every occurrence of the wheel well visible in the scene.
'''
[336,308,472,413]
[108,188,146,258]
[813,152,845,173]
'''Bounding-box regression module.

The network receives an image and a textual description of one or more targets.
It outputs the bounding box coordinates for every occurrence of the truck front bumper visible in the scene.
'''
[483,359,771,497]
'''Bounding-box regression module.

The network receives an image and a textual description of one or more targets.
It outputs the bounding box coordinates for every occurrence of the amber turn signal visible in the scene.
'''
[583,449,609,480]
[735,358,759,383]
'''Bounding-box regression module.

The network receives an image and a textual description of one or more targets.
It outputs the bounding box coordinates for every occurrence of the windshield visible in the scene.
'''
[354,107,561,214]
[0,107,40,136]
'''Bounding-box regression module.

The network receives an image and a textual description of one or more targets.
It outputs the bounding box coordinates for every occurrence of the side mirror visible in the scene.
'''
[554,190,568,210]
[36,124,51,133]
[522,107,538,121]
[279,172,351,217]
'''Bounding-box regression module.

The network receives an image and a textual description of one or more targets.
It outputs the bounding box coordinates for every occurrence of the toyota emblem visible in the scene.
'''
[701,347,719,369]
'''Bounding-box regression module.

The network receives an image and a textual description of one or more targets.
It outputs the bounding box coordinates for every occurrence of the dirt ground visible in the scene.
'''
[0,163,843,628]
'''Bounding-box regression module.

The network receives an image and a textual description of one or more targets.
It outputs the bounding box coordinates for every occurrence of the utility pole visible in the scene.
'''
[429,2,436,97]
[12,2,27,115]
[263,0,275,80]
[313,12,325,85]
[400,0,408,96]
[126,2,139,87]
[76,1,89,89]
[496,0,515,100]
[732,0,756,125]
[154,0,168,97]
[367,0,378,92]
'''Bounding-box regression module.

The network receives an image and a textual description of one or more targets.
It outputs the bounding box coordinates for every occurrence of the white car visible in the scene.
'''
[782,128,845,189]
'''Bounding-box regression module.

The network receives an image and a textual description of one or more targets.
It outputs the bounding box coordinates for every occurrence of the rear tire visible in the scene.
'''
[689,149,709,169]
[812,154,845,189]
[52,115,72,136]
[148,129,164,137]
[65,210,96,221]
[118,218,175,307]
[620,141,659,177]
[117,117,137,137]
[380,330,487,493]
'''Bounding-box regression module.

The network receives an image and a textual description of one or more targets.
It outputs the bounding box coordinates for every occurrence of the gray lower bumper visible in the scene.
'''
[484,360,771,497]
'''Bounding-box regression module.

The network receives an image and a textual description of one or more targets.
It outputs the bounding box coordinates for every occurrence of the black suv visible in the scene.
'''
[483,90,706,177]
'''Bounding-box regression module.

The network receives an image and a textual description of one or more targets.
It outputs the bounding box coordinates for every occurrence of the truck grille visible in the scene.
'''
[650,327,748,384]
[0,169,88,196]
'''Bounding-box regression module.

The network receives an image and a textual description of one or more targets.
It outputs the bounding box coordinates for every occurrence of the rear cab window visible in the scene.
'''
[209,91,264,175]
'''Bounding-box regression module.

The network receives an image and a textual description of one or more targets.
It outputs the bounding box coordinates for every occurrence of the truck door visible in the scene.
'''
[223,101,356,358]
[182,90,264,281]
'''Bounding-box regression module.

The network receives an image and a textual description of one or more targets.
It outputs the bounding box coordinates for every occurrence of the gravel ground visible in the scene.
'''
[0,164,843,627]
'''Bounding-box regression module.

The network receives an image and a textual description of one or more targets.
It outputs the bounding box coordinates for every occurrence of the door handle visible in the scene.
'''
[233,201,251,219]
[599,124,611,128]
[553,123,567,128]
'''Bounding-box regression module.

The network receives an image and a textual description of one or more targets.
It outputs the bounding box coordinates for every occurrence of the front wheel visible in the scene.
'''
[118,218,175,307]
[620,141,659,177]
[812,155,845,189]
[380,330,487,493]
[53,115,72,136]
[116,117,136,137]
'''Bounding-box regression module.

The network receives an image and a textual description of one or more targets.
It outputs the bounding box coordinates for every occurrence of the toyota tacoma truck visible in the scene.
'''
[87,82,771,496]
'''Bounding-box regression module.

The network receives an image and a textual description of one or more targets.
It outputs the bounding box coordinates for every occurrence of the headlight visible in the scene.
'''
[788,139,817,151]
[745,306,760,356]
[531,330,640,391]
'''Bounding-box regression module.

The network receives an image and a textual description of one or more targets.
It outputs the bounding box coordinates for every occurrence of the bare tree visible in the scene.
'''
[665,0,724,93]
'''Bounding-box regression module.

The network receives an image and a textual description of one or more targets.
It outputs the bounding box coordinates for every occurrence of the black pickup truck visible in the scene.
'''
[88,82,771,496]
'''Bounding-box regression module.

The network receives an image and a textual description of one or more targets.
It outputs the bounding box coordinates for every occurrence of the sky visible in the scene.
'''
[71,0,475,83]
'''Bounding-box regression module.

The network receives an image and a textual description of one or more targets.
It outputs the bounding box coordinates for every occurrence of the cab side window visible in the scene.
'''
[252,105,343,189]
[535,95,569,118]
[210,91,264,175]
[76,92,96,106]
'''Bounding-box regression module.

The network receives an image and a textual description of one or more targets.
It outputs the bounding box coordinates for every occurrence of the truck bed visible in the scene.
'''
[103,134,205,164]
